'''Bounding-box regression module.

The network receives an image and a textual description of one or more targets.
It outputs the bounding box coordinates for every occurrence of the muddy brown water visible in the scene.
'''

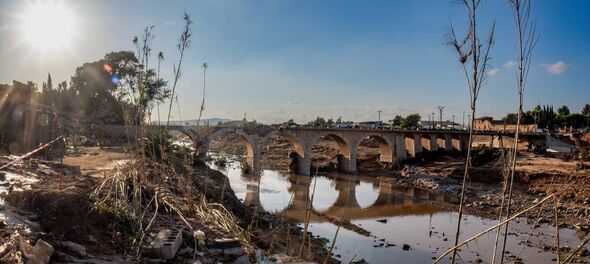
[209,159,589,264]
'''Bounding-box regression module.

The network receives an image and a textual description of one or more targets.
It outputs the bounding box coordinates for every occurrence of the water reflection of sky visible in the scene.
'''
[208,161,588,264]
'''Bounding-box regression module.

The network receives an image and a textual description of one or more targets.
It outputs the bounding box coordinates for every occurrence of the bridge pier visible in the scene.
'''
[395,134,407,161]
[412,134,423,157]
[444,134,453,151]
[297,155,312,176]
[338,151,357,174]
[244,153,261,176]
[429,134,439,152]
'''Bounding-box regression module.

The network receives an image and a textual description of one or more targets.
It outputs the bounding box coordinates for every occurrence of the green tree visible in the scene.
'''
[503,113,518,124]
[557,105,570,116]
[308,117,327,127]
[390,115,403,127]
[536,105,555,130]
[566,113,587,129]
[401,114,420,128]
[581,104,590,116]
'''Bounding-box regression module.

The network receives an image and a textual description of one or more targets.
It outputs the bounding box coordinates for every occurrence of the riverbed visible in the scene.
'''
[209,160,588,264]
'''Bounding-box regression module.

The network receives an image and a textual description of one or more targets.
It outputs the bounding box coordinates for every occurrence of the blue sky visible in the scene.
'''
[0,0,588,123]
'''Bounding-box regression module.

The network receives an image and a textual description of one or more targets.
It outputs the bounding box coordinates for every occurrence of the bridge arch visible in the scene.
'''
[354,134,394,169]
[160,126,201,148]
[309,133,355,173]
[203,127,260,175]
[259,131,308,174]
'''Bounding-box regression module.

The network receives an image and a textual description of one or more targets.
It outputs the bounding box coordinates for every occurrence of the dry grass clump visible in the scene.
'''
[89,139,253,258]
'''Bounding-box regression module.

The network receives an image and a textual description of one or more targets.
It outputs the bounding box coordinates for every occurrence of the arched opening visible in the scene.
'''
[404,133,421,157]
[310,133,353,173]
[356,135,393,171]
[420,134,433,152]
[166,129,197,149]
[259,132,305,174]
[205,129,257,175]
[436,134,447,150]
[451,134,463,152]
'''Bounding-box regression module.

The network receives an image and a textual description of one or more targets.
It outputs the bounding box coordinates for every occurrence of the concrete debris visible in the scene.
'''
[145,228,183,259]
[27,239,54,264]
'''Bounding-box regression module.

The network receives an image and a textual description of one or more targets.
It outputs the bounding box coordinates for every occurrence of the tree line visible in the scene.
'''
[503,104,590,130]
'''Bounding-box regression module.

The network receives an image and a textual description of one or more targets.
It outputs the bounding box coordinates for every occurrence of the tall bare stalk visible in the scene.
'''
[299,174,318,258]
[197,62,208,127]
[156,52,164,125]
[323,217,343,264]
[555,197,561,263]
[498,1,538,262]
[491,135,510,263]
[166,13,192,129]
[446,1,495,263]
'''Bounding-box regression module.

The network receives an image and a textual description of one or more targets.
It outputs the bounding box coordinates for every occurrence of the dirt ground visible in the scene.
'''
[1,147,333,264]
[62,146,131,177]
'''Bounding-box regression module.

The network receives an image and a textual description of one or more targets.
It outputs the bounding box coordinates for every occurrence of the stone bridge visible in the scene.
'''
[241,174,454,221]
[106,125,546,176]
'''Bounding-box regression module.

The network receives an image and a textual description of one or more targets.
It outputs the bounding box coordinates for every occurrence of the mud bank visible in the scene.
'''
[0,150,334,264]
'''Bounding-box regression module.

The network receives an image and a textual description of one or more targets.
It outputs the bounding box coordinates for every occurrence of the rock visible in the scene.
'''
[232,255,250,264]
[402,244,411,251]
[209,248,223,256]
[56,241,87,257]
[177,246,193,256]
[224,247,244,257]
[28,239,54,264]
[0,171,6,181]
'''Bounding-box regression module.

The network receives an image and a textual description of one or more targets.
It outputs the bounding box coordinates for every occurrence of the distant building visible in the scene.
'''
[418,120,462,130]
[473,116,537,132]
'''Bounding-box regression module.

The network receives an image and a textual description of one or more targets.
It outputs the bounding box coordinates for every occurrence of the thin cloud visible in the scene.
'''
[504,60,517,69]
[487,68,500,77]
[541,61,567,75]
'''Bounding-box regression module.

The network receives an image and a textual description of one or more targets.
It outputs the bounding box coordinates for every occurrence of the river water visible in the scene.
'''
[208,160,588,264]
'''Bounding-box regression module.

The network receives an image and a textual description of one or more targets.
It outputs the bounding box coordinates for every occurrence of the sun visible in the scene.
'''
[19,1,77,51]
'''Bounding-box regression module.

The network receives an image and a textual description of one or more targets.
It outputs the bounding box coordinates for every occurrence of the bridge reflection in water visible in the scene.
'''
[240,173,456,223]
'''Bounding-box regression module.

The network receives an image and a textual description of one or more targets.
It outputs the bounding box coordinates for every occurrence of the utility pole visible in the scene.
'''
[452,115,456,130]
[437,106,444,130]
[467,114,471,130]
[377,110,382,123]
[431,113,435,129]
[462,110,465,129]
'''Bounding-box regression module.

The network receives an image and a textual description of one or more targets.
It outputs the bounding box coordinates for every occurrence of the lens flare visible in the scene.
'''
[19,1,77,51]
[103,63,113,73]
